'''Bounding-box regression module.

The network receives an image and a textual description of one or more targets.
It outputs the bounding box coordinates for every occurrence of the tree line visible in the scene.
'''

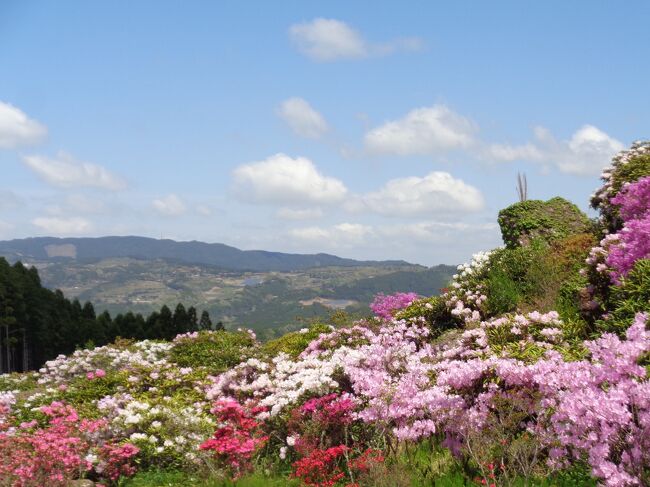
[0,258,222,373]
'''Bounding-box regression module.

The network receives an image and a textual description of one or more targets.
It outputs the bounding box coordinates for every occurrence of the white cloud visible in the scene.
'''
[0,101,47,148]
[486,125,623,176]
[289,18,422,62]
[22,152,126,190]
[289,223,373,247]
[484,142,543,162]
[560,125,624,175]
[278,97,329,138]
[276,207,324,220]
[350,171,484,217]
[232,153,347,205]
[152,194,187,216]
[377,221,498,242]
[32,216,93,235]
[365,105,476,155]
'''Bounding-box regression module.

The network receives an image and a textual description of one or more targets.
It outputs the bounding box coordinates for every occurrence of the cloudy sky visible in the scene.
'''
[1,1,649,265]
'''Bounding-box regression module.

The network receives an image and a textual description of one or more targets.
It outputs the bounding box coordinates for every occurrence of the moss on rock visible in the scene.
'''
[497,197,592,248]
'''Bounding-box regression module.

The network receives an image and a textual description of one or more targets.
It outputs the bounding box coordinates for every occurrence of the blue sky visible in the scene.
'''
[1,1,649,265]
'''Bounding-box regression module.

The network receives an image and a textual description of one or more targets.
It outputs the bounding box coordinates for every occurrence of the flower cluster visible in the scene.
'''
[200,399,268,478]
[584,175,650,285]
[0,400,139,485]
[37,340,172,385]
[444,250,494,323]
[370,292,419,320]
[590,140,650,229]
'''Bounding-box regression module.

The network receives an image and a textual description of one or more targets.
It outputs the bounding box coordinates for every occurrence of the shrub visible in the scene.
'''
[591,140,650,231]
[200,400,268,479]
[598,259,650,334]
[262,324,333,359]
[497,197,591,249]
[170,330,256,372]
[393,296,456,335]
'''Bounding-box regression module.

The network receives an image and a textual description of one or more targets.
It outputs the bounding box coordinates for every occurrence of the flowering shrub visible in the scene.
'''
[200,399,268,478]
[591,140,650,231]
[370,292,419,320]
[170,329,257,372]
[443,250,494,324]
[291,444,349,487]
[610,175,650,222]
[0,401,138,486]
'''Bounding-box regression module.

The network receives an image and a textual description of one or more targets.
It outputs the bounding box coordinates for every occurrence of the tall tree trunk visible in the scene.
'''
[5,325,10,373]
[22,328,28,372]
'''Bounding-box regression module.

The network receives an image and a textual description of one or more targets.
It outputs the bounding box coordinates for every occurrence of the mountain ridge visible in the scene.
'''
[0,236,413,272]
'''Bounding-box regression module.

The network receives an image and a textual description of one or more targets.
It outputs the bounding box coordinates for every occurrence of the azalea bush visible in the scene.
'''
[0,401,139,486]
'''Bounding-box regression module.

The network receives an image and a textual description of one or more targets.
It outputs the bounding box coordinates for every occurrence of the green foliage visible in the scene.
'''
[122,469,300,486]
[483,241,549,316]
[262,323,333,358]
[394,296,456,335]
[610,153,650,198]
[169,330,256,372]
[60,370,129,416]
[597,259,650,334]
[498,197,591,249]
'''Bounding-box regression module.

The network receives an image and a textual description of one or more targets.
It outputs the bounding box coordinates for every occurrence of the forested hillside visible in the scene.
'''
[0,258,214,373]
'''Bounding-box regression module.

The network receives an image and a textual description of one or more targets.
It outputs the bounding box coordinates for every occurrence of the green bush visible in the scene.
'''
[170,330,256,372]
[262,323,333,358]
[483,241,549,315]
[498,197,591,249]
[394,296,456,335]
[597,259,650,334]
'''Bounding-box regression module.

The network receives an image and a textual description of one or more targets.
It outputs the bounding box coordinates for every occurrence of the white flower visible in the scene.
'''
[85,453,98,464]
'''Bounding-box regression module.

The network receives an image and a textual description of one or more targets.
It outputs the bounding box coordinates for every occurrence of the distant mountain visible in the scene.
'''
[0,236,411,272]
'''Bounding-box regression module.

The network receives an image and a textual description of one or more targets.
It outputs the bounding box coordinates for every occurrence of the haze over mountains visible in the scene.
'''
[0,236,409,272]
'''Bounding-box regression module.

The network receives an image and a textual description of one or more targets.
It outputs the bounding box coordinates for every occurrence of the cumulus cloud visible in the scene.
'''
[349,171,484,217]
[289,18,422,62]
[0,101,47,148]
[289,222,373,247]
[22,152,126,190]
[276,207,324,220]
[365,105,476,155]
[32,216,93,235]
[278,97,329,138]
[152,194,187,216]
[486,125,623,175]
[232,153,347,205]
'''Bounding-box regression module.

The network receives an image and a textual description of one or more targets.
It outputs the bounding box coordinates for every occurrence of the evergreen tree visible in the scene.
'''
[199,310,212,330]
[187,306,198,332]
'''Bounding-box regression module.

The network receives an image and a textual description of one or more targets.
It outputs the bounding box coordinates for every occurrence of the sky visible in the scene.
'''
[1,1,649,265]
